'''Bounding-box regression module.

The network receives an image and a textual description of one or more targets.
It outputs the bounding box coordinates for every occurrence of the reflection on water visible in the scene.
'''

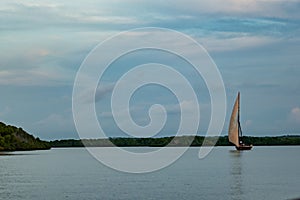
[229,150,243,200]
[0,152,33,156]
[0,152,16,156]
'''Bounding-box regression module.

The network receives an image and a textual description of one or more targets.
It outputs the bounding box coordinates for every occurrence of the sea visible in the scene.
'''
[0,146,299,200]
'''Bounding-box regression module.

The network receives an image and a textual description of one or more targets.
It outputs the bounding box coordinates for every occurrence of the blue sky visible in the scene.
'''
[0,0,299,140]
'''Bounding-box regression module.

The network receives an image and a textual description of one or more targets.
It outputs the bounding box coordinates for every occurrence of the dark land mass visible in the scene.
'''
[0,122,51,151]
[50,135,300,148]
[2,119,299,150]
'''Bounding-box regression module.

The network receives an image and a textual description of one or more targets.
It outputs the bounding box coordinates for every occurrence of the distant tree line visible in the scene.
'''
[50,135,300,147]
[0,122,50,151]
[3,119,299,151]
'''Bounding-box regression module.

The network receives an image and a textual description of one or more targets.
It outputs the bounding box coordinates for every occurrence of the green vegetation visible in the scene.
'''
[0,122,50,151]
[2,120,299,151]
[50,135,300,147]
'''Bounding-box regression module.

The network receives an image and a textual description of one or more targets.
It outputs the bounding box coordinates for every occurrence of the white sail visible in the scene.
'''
[228,93,240,146]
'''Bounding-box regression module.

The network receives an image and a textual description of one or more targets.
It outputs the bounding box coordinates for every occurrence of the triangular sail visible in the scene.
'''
[228,93,240,146]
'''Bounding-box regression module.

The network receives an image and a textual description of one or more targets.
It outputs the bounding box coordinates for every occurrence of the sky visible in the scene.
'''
[0,0,300,140]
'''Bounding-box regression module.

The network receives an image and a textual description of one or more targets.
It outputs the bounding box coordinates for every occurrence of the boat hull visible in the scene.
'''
[236,145,253,150]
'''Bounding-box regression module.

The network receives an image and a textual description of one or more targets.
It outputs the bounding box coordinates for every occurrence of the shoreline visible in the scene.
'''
[49,135,300,148]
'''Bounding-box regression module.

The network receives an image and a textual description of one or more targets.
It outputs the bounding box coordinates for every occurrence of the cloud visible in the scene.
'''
[98,100,205,134]
[1,0,299,33]
[0,0,140,31]
[95,84,115,102]
[79,83,115,104]
[0,67,72,86]
[157,0,300,19]
[199,35,277,52]
[164,100,199,114]
[18,2,61,9]
[0,35,89,87]
[0,0,299,138]
[289,107,300,124]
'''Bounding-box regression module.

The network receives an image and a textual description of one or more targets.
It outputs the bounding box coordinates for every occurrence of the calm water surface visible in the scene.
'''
[0,147,299,200]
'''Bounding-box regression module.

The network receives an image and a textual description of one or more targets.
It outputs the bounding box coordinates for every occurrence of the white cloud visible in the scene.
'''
[66,14,139,25]
[198,35,278,52]
[289,107,300,124]
[162,0,299,19]
[79,83,115,104]
[2,0,298,33]
[17,1,61,9]
[164,100,200,114]
[0,67,72,86]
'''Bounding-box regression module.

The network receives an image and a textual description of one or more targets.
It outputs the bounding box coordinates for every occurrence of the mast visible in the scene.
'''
[237,92,243,143]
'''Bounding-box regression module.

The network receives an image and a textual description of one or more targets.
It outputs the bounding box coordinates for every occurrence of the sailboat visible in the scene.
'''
[228,92,253,150]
